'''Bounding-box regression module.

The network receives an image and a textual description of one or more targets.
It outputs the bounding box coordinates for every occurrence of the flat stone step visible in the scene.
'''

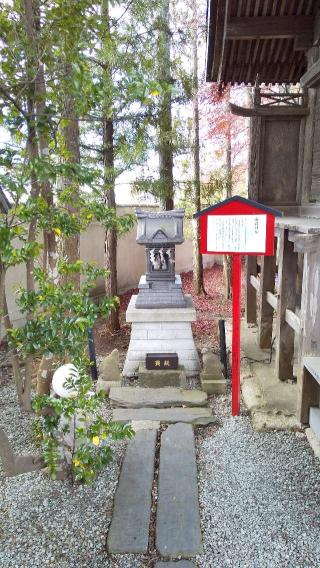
[109,387,208,408]
[309,406,320,438]
[156,423,203,558]
[155,562,196,567]
[113,407,216,426]
[107,429,157,554]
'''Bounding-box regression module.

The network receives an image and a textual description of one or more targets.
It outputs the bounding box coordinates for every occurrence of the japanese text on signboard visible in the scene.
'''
[207,214,267,253]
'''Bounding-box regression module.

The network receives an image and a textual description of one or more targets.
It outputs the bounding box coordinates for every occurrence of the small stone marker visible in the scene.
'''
[155,562,196,567]
[156,423,203,558]
[109,387,208,408]
[200,351,226,394]
[113,407,216,426]
[107,429,156,554]
[99,349,122,381]
[96,349,122,394]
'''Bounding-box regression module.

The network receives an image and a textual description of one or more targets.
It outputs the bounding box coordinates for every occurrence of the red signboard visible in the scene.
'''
[194,196,282,416]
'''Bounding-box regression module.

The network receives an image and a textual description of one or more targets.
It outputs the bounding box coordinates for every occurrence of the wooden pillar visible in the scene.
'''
[299,247,320,358]
[274,229,297,381]
[297,244,320,419]
[246,255,257,324]
[257,244,277,349]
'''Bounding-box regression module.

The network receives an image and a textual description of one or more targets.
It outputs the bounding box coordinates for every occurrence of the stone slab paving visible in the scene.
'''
[131,420,161,432]
[156,423,203,558]
[107,429,157,554]
[113,407,216,425]
[109,387,207,408]
[155,562,196,567]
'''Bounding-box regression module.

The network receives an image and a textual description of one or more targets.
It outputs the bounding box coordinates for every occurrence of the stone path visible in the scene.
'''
[113,407,215,425]
[107,429,157,554]
[107,423,203,563]
[107,379,210,564]
[155,562,196,567]
[156,423,203,558]
[109,386,208,408]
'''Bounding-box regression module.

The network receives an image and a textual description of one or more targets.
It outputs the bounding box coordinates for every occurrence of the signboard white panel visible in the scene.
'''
[207,214,267,253]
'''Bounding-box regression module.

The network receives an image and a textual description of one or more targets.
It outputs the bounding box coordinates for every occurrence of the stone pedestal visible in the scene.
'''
[136,274,186,309]
[123,294,200,377]
[138,364,186,388]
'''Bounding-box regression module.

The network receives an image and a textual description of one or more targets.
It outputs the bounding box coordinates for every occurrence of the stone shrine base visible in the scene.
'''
[138,364,186,388]
[123,294,200,377]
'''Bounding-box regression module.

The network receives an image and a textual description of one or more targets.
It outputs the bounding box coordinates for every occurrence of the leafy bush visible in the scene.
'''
[8,263,116,361]
[32,369,134,484]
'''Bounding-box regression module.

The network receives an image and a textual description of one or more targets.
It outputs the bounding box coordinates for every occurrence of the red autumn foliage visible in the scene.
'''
[200,83,249,189]
[95,264,246,355]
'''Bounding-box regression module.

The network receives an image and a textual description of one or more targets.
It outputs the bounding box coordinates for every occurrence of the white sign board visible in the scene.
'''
[207,214,267,253]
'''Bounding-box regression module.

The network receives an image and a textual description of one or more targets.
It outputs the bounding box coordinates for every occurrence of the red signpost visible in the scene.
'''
[194,196,282,416]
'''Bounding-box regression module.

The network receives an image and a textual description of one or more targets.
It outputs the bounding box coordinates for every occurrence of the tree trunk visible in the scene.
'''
[36,354,54,395]
[223,104,232,300]
[191,0,204,296]
[102,0,120,332]
[157,0,174,211]
[103,118,120,331]
[61,62,81,289]
[23,0,57,395]
[1,270,31,410]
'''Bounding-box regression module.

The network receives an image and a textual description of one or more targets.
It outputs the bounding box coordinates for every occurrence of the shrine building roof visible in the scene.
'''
[206,0,317,85]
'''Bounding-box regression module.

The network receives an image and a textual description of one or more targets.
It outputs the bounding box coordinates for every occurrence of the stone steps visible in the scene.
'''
[109,386,208,409]
[156,423,203,558]
[107,429,157,554]
[112,406,216,426]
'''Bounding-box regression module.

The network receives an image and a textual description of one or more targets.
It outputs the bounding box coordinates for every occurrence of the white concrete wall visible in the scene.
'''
[2,205,221,333]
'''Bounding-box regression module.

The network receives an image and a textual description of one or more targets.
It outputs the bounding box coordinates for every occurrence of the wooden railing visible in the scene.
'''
[246,216,320,383]
[253,86,308,108]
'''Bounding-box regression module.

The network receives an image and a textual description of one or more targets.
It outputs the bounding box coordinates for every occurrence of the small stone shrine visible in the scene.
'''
[135,208,186,308]
[123,209,200,378]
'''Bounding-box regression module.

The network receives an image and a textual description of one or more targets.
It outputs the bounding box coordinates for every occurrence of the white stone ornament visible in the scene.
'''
[52,364,80,398]
[166,248,175,264]
[149,248,157,269]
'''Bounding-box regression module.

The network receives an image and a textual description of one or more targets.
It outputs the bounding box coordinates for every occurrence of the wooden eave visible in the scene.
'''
[229,102,310,118]
[206,0,317,85]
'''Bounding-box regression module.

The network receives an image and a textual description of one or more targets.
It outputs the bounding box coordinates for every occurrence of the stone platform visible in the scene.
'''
[230,322,299,431]
[123,294,200,377]
[138,364,186,388]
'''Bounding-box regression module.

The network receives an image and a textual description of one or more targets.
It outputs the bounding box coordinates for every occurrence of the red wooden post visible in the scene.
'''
[232,254,241,416]
[194,196,282,418]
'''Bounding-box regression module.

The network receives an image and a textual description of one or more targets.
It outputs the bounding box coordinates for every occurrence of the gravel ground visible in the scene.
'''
[196,389,320,568]
[0,382,147,568]
[1,377,320,568]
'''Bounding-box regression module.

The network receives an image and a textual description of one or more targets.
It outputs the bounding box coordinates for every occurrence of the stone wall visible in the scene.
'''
[2,205,221,334]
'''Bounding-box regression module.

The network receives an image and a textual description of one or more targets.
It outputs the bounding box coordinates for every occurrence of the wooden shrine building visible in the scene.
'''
[206,0,320,437]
